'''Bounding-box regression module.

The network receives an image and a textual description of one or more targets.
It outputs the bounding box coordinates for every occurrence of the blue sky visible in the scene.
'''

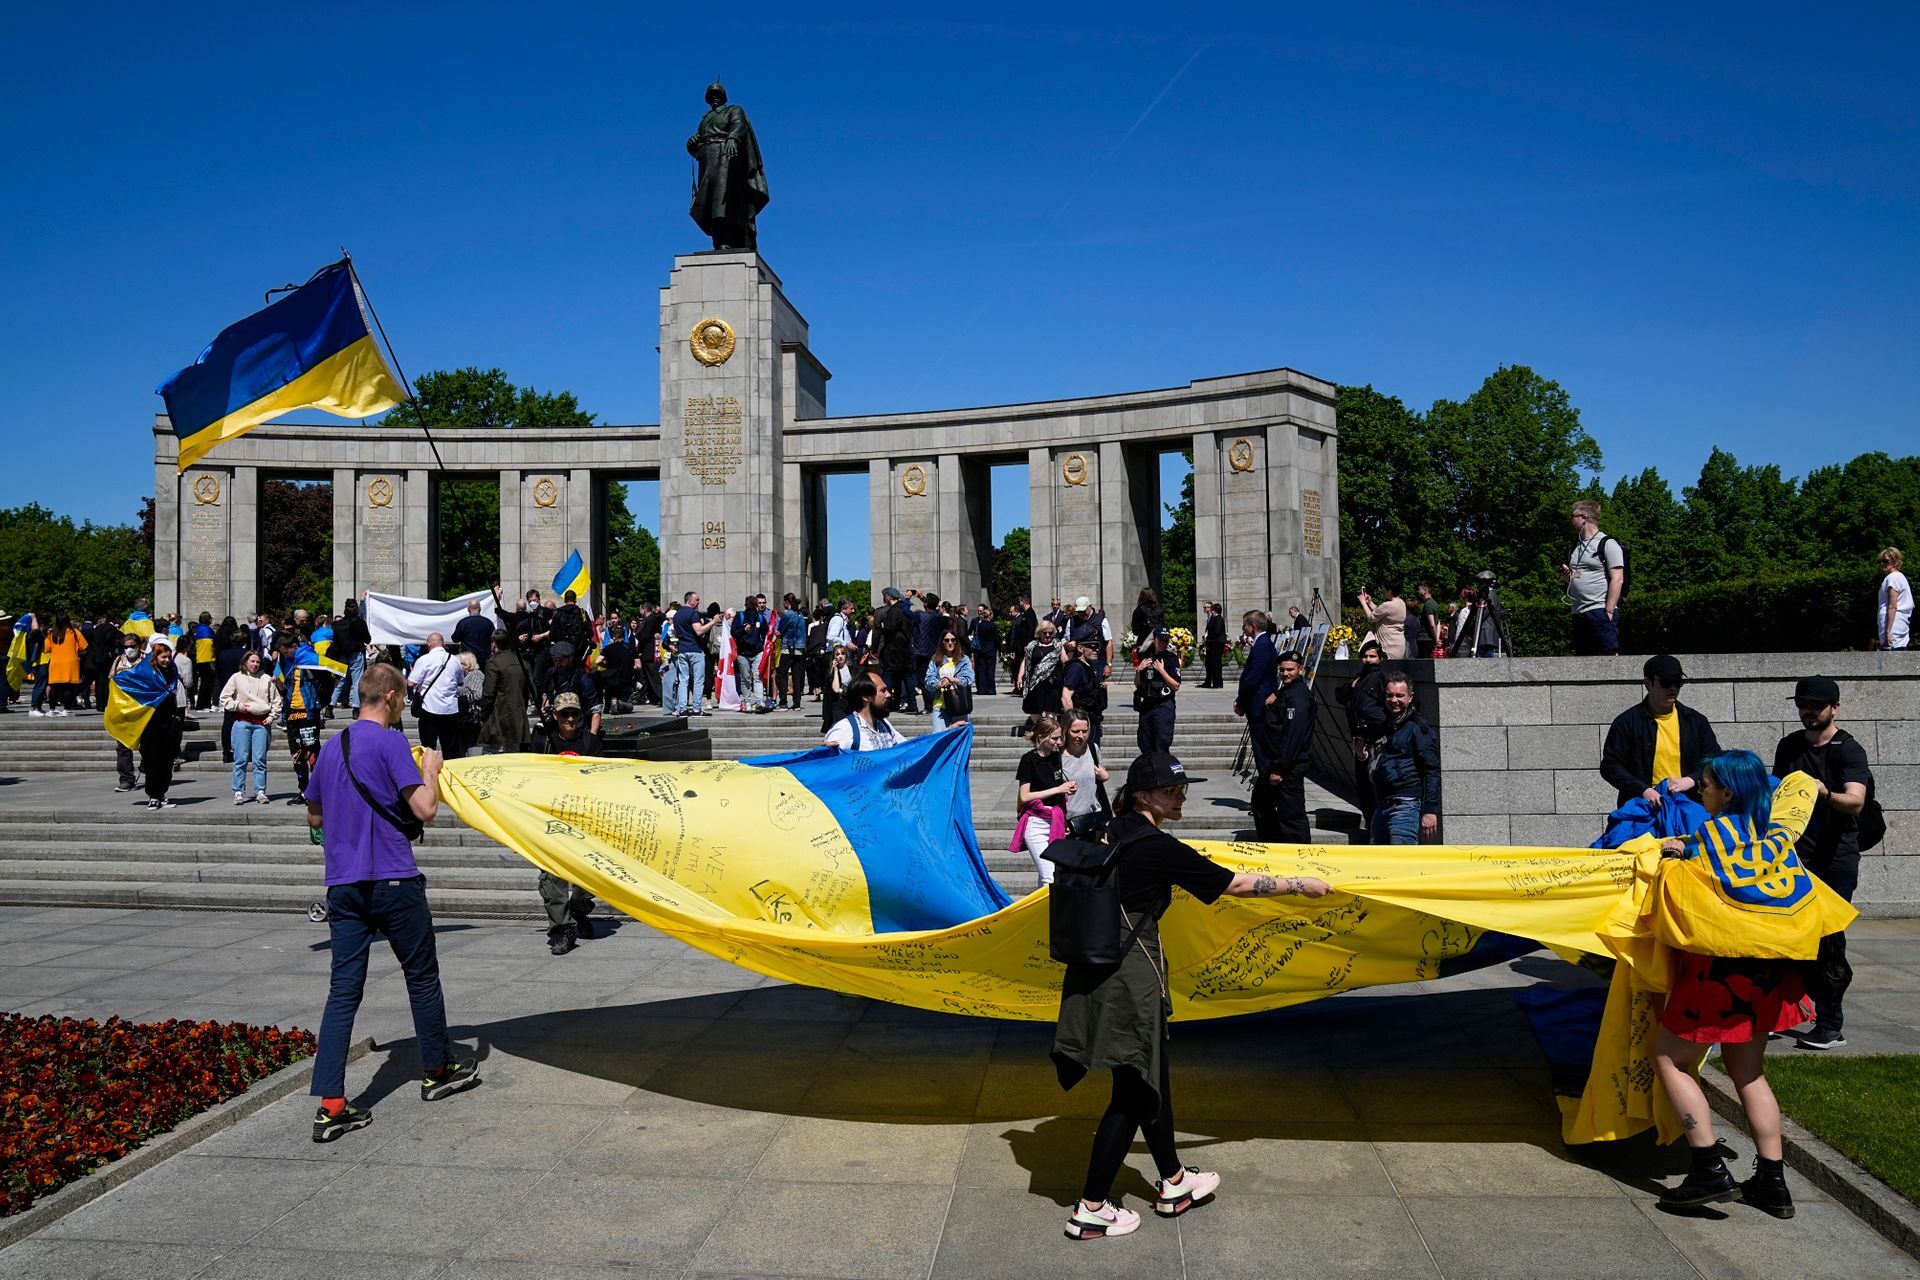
[3,4,1915,580]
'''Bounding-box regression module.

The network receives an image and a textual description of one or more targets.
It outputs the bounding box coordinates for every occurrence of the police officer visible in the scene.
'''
[1251,650,1313,842]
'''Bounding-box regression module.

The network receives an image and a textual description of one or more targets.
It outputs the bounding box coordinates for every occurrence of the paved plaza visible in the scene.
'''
[1,904,1917,1279]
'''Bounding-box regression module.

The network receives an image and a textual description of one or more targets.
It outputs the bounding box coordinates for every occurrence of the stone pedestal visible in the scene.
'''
[658,252,819,606]
[178,466,233,621]
[345,471,414,597]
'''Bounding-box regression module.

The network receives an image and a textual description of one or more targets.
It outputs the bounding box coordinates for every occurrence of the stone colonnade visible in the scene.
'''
[152,252,1339,629]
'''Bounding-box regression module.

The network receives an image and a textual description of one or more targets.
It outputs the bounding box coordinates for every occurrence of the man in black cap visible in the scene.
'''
[538,641,601,738]
[1600,654,1721,808]
[1251,650,1314,843]
[1772,675,1873,1050]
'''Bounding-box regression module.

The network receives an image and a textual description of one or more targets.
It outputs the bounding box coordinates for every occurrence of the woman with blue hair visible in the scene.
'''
[1652,749,1808,1219]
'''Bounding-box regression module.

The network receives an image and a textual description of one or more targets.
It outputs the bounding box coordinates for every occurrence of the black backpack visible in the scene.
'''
[1074,669,1109,717]
[550,604,589,651]
[1576,534,1632,600]
[1047,828,1146,966]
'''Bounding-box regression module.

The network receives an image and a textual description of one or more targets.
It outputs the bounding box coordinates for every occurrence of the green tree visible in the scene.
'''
[1600,468,1686,597]
[0,504,150,619]
[824,578,873,608]
[1334,384,1454,597]
[603,480,660,610]
[1428,365,1602,596]
[259,480,334,615]
[384,368,597,596]
[1795,451,1920,569]
[990,527,1031,613]
[1677,448,1807,582]
[1159,458,1197,618]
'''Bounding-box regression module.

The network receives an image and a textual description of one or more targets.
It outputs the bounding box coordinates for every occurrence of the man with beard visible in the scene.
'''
[822,673,904,752]
[1368,672,1440,845]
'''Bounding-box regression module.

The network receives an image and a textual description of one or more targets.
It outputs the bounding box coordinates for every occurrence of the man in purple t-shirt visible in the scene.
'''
[305,663,481,1142]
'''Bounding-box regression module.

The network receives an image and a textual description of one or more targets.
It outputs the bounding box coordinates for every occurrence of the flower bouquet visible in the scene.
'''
[1325,624,1357,660]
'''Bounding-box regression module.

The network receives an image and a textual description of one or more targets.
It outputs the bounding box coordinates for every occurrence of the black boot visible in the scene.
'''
[548,925,577,956]
[1740,1156,1795,1219]
[1659,1145,1738,1209]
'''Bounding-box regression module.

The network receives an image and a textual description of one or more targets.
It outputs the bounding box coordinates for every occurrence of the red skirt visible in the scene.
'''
[1661,951,1812,1044]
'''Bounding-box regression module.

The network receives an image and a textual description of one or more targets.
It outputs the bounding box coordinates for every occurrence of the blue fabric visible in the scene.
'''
[779,608,807,650]
[742,724,1012,932]
[1590,779,1711,848]
[1512,985,1609,1095]
[312,876,449,1098]
[158,261,372,440]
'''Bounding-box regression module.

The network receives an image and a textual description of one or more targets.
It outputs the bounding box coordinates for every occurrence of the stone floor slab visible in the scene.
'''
[930,1184,1184,1278]
[36,1154,344,1248]
[693,1179,950,1279]
[1405,1194,1695,1279]
[466,1170,741,1271]
[1178,1193,1441,1279]
[248,1165,544,1257]
[560,1097,788,1179]
[751,1114,970,1184]
[1632,1197,1920,1279]
[0,1238,216,1280]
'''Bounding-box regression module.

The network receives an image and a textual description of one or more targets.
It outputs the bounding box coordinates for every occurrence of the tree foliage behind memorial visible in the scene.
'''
[260,480,333,616]
[1337,366,1920,654]
[990,528,1031,614]
[386,367,599,597]
[604,480,660,609]
[0,504,149,619]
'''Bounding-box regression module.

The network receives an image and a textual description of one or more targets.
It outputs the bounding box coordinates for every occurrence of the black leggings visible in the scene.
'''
[1081,1054,1181,1203]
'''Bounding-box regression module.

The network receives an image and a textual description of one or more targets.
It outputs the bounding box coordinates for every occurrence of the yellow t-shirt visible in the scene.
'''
[1652,707,1682,784]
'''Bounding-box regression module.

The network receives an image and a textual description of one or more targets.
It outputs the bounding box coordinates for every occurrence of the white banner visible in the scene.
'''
[362,588,494,647]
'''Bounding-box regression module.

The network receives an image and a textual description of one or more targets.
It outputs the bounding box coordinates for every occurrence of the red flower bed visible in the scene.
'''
[1,1013,315,1215]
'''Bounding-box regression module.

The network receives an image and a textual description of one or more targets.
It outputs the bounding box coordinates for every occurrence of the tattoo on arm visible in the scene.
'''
[1252,874,1279,895]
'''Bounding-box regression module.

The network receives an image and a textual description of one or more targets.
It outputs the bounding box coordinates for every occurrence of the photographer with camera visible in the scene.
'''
[537,641,601,738]
[304,663,480,1143]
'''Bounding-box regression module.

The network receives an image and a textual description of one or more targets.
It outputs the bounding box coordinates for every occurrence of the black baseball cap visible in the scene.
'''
[550,641,574,658]
[1789,675,1841,704]
[1124,751,1205,791]
[1643,654,1685,682]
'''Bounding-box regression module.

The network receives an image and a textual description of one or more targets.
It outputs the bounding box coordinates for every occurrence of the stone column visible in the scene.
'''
[658,252,812,607]
[153,459,180,616]
[568,467,593,608]
[1191,431,1223,634]
[178,466,233,622]
[404,469,431,596]
[1051,446,1102,606]
[1098,440,1150,619]
[497,469,522,599]
[354,471,407,596]
[935,453,985,607]
[229,466,258,616]
[887,458,940,596]
[331,468,355,611]
[1026,446,1053,608]
[1217,428,1270,620]
[1266,427,1301,616]
[1293,427,1339,605]
[518,472,571,602]
[867,458,892,605]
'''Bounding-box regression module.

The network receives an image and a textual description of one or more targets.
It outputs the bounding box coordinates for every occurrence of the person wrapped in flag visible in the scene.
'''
[105,634,186,810]
[274,634,331,804]
[158,259,406,471]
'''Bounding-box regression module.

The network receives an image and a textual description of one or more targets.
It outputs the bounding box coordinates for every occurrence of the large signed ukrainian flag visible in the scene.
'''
[158,260,406,471]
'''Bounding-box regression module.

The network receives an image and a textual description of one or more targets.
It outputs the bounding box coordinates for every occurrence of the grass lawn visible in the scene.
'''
[1742,1054,1920,1206]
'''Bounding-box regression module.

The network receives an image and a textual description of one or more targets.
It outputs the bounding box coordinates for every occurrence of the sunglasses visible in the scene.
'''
[1653,678,1684,691]
[1794,699,1835,711]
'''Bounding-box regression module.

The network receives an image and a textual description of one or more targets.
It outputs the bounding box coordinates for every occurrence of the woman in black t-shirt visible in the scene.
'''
[1015,714,1073,887]
[1054,751,1331,1242]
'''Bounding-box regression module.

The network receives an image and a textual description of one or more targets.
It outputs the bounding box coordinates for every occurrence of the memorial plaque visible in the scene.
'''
[1301,487,1324,557]
[684,396,744,486]
[360,474,404,593]
[523,474,567,587]
[180,470,229,619]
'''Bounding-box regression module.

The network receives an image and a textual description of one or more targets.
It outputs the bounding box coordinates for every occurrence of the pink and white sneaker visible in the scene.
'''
[1065,1199,1141,1241]
[1154,1167,1221,1216]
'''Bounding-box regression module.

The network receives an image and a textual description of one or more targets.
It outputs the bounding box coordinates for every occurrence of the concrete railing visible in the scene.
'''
[1312,651,1918,912]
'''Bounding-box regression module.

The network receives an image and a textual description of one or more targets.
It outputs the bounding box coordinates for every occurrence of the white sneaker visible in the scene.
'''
[233,790,246,804]
[1154,1167,1221,1217]
[1065,1200,1141,1241]
[256,791,271,805]
[52,708,69,717]
[27,709,46,717]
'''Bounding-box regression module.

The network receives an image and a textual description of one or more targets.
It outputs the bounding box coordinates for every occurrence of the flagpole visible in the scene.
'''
[342,251,447,473]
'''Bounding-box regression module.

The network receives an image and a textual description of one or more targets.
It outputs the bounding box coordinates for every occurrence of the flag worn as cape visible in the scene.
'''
[103,659,178,750]
[158,260,406,471]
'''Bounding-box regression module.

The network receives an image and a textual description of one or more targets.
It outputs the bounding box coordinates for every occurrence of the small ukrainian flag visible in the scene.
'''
[552,549,591,600]
[296,640,349,678]
[104,660,178,750]
[158,260,406,471]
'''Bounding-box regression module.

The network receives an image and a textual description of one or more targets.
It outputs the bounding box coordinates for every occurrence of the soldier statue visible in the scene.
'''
[687,81,768,251]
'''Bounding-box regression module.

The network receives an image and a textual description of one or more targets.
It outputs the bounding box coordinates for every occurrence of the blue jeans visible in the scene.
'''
[332,652,365,708]
[229,720,268,794]
[1570,608,1619,656]
[668,651,705,715]
[312,876,450,1098]
[1370,796,1422,846]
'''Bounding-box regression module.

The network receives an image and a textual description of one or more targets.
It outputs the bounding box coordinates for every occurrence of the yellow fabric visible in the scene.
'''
[435,754,1640,1023]
[1652,707,1681,784]
[5,630,28,695]
[1561,772,1858,1144]
[102,681,156,751]
[121,616,155,639]
[175,333,404,471]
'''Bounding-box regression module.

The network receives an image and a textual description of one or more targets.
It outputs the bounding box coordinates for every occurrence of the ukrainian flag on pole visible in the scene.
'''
[158,260,407,471]
[103,660,178,750]
[552,549,591,599]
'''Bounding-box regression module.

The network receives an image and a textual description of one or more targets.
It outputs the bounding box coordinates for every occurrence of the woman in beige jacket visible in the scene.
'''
[220,651,283,803]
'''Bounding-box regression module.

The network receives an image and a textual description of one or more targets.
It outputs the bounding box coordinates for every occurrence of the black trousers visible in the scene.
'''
[139,719,180,800]
[1137,699,1175,754]
[886,664,917,712]
[1251,772,1309,842]
[1082,1054,1180,1204]
[1353,757,1376,843]
[417,710,465,758]
[908,656,932,711]
[1803,851,1858,1031]
[639,660,662,706]
[975,652,997,696]
[1203,644,1224,688]
[777,655,802,705]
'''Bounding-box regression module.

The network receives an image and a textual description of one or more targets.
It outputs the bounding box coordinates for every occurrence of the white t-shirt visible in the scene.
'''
[1880,570,1912,649]
[407,648,464,716]
[1059,744,1103,819]
[824,713,904,752]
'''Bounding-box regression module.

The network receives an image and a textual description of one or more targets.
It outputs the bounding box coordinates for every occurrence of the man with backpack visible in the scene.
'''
[1563,499,1625,656]
[1772,675,1877,1050]
[1060,637,1107,746]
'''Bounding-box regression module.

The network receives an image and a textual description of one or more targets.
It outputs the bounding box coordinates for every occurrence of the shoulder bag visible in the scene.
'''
[338,725,425,844]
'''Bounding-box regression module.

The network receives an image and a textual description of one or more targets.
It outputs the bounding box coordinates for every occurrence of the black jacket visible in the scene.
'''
[1256,677,1313,776]
[1370,710,1440,814]
[1204,614,1226,649]
[1600,700,1721,805]
[1336,665,1388,738]
[877,602,914,669]
[1008,608,1037,658]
